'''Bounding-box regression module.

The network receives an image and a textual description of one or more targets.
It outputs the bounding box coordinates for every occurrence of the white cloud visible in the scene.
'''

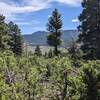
[14,20,40,26]
[0,0,82,24]
[0,1,50,16]
[56,0,81,6]
[72,18,79,23]
[15,22,31,26]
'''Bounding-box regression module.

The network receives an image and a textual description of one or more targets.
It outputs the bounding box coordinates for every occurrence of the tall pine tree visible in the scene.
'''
[0,15,10,50]
[8,21,23,56]
[78,0,100,59]
[47,9,63,56]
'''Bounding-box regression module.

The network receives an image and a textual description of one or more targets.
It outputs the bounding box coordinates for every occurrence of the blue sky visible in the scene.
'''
[0,0,82,34]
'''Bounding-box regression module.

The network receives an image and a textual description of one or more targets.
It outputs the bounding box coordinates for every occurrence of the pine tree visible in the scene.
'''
[47,9,63,56]
[0,15,10,50]
[8,21,23,56]
[78,0,100,59]
[34,45,42,56]
[68,38,83,67]
[48,49,53,58]
[68,38,80,59]
[44,52,48,58]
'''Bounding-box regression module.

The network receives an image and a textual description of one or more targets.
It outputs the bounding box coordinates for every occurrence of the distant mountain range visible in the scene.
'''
[23,30,79,46]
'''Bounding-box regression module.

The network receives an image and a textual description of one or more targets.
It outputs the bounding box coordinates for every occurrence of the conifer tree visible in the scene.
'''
[47,9,63,56]
[0,15,10,50]
[44,52,48,58]
[78,0,100,59]
[8,21,23,56]
[48,49,53,58]
[34,45,42,56]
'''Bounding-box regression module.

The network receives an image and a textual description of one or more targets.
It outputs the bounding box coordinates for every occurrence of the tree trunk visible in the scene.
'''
[55,45,58,56]
[62,71,68,100]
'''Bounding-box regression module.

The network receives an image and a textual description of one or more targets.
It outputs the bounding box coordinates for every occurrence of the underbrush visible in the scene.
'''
[0,51,99,100]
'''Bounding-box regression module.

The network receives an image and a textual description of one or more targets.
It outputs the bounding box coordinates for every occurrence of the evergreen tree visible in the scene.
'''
[44,52,48,58]
[48,49,53,58]
[80,66,100,100]
[68,38,83,67]
[34,45,42,56]
[68,38,80,59]
[0,15,10,50]
[47,9,63,56]
[78,0,100,59]
[8,21,23,56]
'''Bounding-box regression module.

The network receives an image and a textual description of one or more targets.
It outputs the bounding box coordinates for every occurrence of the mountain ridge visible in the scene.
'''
[23,30,79,45]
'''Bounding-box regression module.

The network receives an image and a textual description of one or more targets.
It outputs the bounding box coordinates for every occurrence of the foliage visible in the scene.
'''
[78,0,100,59]
[68,38,83,67]
[8,21,23,56]
[0,15,10,50]
[0,51,99,100]
[80,61,100,100]
[47,49,54,58]
[47,9,63,56]
[34,45,42,56]
[0,15,23,56]
[0,7,100,100]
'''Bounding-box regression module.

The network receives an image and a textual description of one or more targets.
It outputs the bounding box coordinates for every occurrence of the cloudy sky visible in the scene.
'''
[0,0,82,34]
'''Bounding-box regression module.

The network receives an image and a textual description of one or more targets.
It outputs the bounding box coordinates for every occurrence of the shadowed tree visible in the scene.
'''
[47,9,63,56]
[34,45,42,56]
[80,66,100,100]
[0,15,10,50]
[8,21,23,56]
[78,0,100,59]
[48,49,53,58]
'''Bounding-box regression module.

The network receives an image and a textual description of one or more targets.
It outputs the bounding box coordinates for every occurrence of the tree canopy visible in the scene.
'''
[47,9,63,56]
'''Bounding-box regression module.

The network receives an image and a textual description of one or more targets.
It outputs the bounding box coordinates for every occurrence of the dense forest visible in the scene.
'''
[0,0,100,100]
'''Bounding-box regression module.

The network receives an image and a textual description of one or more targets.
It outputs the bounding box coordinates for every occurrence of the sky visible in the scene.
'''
[0,0,82,34]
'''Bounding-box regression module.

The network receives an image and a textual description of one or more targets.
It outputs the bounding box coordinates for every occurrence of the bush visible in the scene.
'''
[0,51,99,100]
